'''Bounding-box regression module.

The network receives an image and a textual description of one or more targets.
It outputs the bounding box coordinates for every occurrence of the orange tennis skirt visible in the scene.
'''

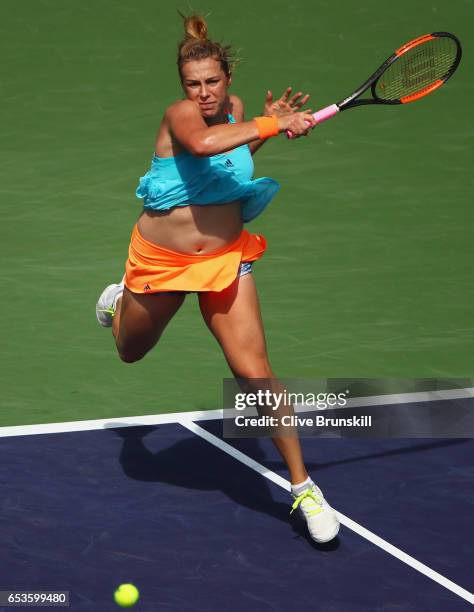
[124,224,267,294]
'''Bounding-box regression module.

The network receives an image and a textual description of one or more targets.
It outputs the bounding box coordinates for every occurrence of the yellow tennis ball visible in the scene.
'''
[114,584,139,608]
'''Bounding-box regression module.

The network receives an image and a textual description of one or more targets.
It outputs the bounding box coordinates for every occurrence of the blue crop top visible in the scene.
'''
[135,114,280,223]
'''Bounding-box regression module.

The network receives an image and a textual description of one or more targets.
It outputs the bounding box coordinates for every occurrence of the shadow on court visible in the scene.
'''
[105,424,340,553]
[263,438,471,471]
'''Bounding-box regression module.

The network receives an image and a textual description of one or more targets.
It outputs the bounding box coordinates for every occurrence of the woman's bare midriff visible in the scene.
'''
[136,201,243,254]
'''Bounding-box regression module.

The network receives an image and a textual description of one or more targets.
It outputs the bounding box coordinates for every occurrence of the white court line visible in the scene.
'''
[339,386,474,410]
[1,387,473,438]
[179,419,474,606]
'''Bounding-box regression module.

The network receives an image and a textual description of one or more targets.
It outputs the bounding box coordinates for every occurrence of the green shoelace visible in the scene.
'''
[97,307,115,317]
[290,488,324,517]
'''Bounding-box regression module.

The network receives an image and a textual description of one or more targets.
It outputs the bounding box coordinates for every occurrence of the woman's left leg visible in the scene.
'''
[198,272,308,485]
[198,272,340,543]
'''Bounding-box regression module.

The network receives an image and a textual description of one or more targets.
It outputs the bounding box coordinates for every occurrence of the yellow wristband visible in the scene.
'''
[254,115,279,139]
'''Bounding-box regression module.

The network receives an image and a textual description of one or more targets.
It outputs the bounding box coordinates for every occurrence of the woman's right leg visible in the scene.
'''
[113,288,186,363]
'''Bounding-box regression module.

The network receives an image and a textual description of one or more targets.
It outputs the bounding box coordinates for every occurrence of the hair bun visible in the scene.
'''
[184,15,208,41]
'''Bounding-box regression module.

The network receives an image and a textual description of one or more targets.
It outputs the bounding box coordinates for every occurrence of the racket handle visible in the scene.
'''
[286,104,340,139]
[313,103,340,124]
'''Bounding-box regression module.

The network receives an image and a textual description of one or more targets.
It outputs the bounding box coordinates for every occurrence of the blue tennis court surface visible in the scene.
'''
[0,419,472,611]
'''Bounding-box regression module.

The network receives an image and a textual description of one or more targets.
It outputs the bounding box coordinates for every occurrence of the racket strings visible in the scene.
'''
[375,37,458,101]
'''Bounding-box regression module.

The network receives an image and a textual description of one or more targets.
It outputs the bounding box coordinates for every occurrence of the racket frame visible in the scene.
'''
[337,31,462,111]
[286,31,462,136]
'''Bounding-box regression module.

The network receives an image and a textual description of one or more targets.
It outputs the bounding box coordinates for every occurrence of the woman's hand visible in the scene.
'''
[277,110,316,137]
[263,87,311,117]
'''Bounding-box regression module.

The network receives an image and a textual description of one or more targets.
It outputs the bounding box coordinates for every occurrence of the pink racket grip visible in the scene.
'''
[286,104,340,139]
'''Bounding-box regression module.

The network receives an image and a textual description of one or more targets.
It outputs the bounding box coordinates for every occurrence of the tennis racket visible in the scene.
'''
[287,31,462,137]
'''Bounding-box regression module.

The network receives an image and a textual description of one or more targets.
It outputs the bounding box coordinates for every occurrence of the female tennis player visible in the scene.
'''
[96,14,339,543]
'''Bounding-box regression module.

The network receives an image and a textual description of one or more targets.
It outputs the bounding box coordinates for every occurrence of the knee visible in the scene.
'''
[234,361,275,380]
[116,341,147,364]
[118,351,143,364]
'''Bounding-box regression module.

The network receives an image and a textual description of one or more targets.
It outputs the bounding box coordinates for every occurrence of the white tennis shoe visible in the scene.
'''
[291,484,340,543]
[95,281,124,327]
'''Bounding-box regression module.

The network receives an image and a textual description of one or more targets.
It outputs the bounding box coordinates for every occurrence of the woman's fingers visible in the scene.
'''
[283,109,317,138]
[274,88,313,119]
[288,92,310,108]
[277,90,312,111]
[303,109,316,128]
[288,91,303,105]
[280,86,293,102]
[298,93,310,107]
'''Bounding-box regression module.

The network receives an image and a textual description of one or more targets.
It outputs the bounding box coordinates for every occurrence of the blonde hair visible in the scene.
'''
[177,13,234,79]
